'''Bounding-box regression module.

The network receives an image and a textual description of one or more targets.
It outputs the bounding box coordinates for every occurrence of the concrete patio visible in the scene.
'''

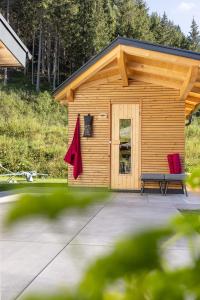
[0,191,200,300]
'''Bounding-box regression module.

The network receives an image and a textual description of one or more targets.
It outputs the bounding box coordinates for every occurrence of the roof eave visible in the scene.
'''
[53,36,200,98]
[0,14,32,67]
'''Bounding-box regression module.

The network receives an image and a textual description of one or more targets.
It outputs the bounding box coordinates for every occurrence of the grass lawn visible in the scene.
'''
[179,210,200,214]
[0,176,67,192]
[0,176,67,184]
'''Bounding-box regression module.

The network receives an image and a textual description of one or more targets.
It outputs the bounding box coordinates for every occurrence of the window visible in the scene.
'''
[119,119,131,174]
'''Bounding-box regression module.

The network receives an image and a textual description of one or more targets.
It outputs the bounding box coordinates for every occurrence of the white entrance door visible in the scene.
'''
[111,104,140,190]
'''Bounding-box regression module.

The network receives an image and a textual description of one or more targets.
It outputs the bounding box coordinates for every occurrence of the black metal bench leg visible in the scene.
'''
[180,181,188,197]
[181,182,184,194]
[162,181,166,195]
[184,183,188,197]
[141,181,145,195]
[165,181,169,196]
[159,181,164,195]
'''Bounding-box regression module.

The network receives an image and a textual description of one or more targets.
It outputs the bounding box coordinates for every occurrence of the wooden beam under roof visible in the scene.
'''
[185,107,193,115]
[185,106,193,111]
[185,94,200,115]
[66,89,74,102]
[185,106,193,112]
[100,58,118,71]
[80,74,121,89]
[118,47,128,86]
[127,61,186,82]
[188,91,200,99]
[186,96,200,104]
[87,66,119,82]
[122,45,200,66]
[186,99,200,106]
[180,66,199,101]
[126,53,189,74]
[194,82,200,88]
[185,102,196,109]
[191,87,200,94]
[128,70,182,90]
[185,105,199,114]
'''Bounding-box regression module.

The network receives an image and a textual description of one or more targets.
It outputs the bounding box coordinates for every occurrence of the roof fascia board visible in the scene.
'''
[118,37,200,61]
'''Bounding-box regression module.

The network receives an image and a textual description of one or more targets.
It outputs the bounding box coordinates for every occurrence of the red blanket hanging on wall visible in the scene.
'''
[64,115,83,179]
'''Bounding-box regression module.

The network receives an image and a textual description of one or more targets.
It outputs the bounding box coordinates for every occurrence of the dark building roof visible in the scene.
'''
[53,36,200,96]
[0,14,31,67]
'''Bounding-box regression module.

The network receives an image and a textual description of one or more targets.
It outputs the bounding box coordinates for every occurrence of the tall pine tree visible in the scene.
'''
[93,0,111,52]
[1,0,198,90]
[115,0,135,37]
[132,0,153,41]
[188,18,200,51]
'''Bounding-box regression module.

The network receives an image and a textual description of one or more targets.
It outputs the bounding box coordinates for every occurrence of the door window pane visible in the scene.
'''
[119,119,131,174]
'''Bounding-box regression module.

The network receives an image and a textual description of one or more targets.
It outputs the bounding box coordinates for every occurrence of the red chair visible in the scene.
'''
[166,153,187,196]
[167,153,182,174]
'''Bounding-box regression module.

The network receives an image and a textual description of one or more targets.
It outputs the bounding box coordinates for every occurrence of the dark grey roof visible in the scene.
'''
[0,14,31,67]
[53,36,200,96]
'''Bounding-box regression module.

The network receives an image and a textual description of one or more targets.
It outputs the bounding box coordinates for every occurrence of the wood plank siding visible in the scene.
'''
[68,79,184,188]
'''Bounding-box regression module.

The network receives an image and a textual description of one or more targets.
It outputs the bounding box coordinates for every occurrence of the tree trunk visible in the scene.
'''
[47,33,51,84]
[41,38,45,75]
[52,36,58,90]
[36,26,42,92]
[32,31,35,85]
[24,57,28,76]
[57,40,60,86]
[4,68,8,86]
[6,0,10,22]
[4,0,10,86]
[57,57,60,86]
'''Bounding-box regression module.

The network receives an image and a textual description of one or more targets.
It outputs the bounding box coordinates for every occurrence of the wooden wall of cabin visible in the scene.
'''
[67,79,184,188]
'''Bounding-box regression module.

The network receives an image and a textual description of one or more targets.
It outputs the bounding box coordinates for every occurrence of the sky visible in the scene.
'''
[146,0,200,34]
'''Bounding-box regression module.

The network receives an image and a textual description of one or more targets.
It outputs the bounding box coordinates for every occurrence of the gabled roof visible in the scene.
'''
[0,14,31,67]
[53,36,200,117]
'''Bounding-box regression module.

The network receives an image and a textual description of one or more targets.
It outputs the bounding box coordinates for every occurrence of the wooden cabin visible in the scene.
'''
[54,37,200,190]
[0,14,31,67]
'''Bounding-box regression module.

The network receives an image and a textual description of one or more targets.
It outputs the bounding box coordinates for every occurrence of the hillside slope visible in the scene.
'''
[185,118,200,172]
[0,84,68,178]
